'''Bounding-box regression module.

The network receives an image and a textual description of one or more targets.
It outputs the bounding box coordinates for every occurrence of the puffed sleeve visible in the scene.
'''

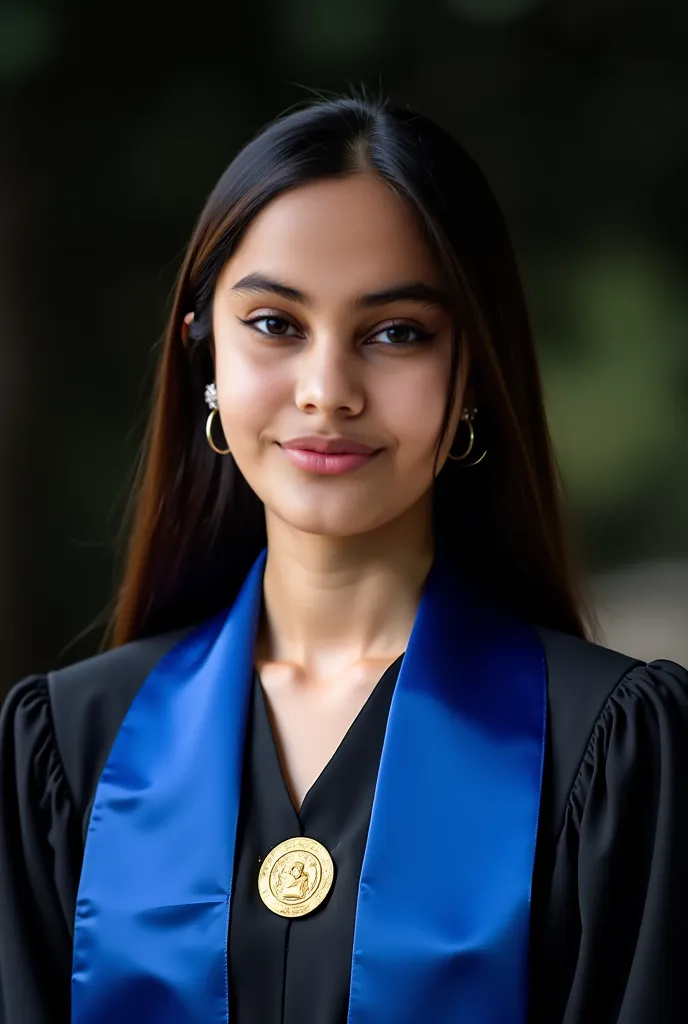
[0,676,81,1023]
[535,659,688,1023]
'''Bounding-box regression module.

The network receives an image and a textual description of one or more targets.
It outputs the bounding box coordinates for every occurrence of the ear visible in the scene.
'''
[181,311,194,348]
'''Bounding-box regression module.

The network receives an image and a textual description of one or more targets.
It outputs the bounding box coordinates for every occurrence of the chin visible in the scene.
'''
[267,499,394,540]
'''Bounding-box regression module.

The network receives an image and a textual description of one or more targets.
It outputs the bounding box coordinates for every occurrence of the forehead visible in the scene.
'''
[219,174,442,299]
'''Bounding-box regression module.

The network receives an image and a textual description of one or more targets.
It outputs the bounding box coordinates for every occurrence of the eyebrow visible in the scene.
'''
[230,272,449,310]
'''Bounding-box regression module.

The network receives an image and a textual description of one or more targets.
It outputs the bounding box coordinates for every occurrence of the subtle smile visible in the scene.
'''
[278,436,382,475]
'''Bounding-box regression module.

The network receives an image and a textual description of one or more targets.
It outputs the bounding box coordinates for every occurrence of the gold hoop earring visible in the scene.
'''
[447,409,487,466]
[205,408,231,456]
[204,381,231,455]
[461,447,487,467]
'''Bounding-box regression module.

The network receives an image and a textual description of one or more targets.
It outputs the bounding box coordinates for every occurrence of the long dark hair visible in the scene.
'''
[109,94,591,647]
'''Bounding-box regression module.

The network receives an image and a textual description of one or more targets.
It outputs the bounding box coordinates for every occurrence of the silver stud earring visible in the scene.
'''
[204,383,218,410]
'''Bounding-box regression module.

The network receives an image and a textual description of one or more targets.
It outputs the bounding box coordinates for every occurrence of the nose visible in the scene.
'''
[293,333,365,417]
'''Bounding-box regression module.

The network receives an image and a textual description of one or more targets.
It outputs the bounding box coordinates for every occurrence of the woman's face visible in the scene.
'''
[211,173,465,540]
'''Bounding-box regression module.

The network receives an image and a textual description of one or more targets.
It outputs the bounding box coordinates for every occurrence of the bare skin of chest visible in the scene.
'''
[256,658,399,813]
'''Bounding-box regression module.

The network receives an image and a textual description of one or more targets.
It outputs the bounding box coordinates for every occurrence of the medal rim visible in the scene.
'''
[258,836,334,918]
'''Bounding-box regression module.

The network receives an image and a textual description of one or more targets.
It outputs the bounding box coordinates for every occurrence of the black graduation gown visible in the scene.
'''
[1,626,687,1024]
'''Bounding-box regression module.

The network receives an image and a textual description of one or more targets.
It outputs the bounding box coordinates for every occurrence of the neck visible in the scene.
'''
[257,503,434,683]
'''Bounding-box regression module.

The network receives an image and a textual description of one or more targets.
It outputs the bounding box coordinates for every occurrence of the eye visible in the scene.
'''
[239,314,301,338]
[368,322,434,347]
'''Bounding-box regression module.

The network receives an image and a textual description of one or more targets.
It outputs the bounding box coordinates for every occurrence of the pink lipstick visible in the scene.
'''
[279,435,380,475]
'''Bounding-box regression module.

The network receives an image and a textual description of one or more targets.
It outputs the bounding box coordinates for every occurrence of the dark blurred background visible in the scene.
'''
[1,0,687,698]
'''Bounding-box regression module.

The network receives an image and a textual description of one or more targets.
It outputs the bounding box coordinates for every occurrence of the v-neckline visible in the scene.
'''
[254,654,404,821]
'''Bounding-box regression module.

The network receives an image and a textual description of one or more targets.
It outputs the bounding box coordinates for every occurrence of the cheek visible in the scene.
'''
[214,346,286,433]
[381,360,451,452]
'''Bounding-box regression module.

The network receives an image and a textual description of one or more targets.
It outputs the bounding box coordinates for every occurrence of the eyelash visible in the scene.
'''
[237,314,435,348]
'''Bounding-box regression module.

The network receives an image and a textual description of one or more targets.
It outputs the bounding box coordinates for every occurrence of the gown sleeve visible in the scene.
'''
[0,676,81,1024]
[539,659,688,1024]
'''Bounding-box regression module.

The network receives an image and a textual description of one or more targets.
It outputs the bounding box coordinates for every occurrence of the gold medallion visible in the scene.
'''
[258,836,334,918]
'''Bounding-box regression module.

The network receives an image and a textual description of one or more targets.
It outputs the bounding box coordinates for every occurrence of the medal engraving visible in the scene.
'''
[258,837,334,918]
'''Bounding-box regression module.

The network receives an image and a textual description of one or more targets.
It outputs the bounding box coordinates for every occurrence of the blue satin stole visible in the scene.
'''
[72,548,546,1023]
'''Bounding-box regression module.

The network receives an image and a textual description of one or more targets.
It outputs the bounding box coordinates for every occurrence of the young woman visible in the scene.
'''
[1,95,686,1024]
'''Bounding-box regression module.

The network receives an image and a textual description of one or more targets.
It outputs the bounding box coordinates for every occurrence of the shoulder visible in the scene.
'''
[45,627,191,823]
[535,625,688,836]
[0,674,57,786]
[47,627,191,719]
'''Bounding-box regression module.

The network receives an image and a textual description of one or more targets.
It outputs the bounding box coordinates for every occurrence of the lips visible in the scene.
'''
[279,436,378,455]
